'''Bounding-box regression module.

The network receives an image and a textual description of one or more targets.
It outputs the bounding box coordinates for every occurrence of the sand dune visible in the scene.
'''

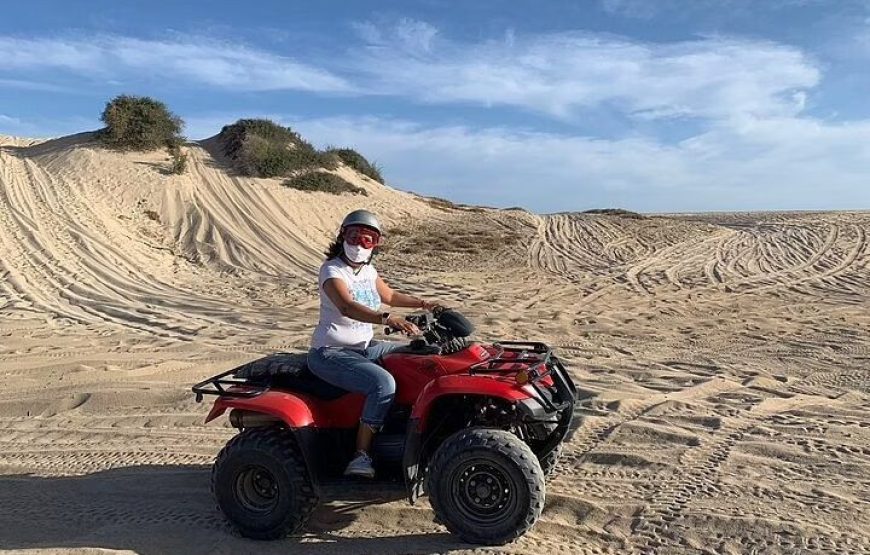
[0,134,868,554]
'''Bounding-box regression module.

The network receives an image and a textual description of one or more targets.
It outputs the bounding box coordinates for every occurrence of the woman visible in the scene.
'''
[308,209,442,478]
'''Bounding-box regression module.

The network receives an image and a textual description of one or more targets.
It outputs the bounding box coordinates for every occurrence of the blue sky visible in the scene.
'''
[1,0,869,213]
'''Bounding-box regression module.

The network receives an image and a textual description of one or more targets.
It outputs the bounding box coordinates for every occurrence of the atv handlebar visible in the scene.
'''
[382,308,472,352]
[384,310,435,336]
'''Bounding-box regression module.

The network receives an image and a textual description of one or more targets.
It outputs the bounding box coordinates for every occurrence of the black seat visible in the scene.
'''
[232,352,349,401]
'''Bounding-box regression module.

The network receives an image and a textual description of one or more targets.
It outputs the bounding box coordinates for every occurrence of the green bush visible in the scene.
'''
[283,172,368,196]
[99,95,184,151]
[326,147,384,183]
[237,135,294,177]
[218,119,337,178]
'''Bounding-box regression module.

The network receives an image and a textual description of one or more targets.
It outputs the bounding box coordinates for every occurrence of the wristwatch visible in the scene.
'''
[381,312,391,325]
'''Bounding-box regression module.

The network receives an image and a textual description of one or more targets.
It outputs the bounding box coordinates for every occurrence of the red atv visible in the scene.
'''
[192,308,576,545]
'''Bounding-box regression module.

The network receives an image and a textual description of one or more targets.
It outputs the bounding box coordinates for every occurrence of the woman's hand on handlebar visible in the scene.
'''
[386,315,421,336]
[420,299,445,312]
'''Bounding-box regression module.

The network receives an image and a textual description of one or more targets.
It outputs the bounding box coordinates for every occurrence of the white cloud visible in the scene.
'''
[848,26,870,57]
[183,113,294,140]
[601,0,841,19]
[0,26,825,122]
[350,21,819,121]
[601,0,661,19]
[293,115,870,212]
[0,35,350,92]
[352,18,439,52]
[0,77,76,92]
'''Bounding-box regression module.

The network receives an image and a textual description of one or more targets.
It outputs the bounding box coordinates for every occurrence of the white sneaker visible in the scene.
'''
[344,451,376,478]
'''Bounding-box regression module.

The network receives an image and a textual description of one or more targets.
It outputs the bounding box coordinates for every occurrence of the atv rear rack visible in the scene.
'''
[474,341,577,413]
[192,369,268,403]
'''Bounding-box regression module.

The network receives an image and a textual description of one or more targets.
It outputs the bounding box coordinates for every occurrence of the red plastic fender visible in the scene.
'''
[204,390,315,428]
[410,374,528,431]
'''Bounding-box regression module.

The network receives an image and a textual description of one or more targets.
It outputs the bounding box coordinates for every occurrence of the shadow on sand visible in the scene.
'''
[0,464,466,554]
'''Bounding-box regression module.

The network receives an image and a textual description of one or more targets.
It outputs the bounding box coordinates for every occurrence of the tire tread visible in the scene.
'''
[428,427,545,545]
[211,427,318,539]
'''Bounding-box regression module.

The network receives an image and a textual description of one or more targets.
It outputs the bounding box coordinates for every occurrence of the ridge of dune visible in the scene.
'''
[0,134,446,340]
[0,134,49,148]
[1,133,869,554]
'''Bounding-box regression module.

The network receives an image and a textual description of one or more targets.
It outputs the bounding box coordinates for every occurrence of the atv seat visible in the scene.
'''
[232,352,349,401]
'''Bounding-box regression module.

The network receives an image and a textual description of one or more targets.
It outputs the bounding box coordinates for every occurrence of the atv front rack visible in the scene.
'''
[474,341,577,413]
[191,369,268,403]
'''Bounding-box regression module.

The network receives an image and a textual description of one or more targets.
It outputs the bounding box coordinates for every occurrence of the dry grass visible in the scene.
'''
[283,172,367,196]
[383,218,521,257]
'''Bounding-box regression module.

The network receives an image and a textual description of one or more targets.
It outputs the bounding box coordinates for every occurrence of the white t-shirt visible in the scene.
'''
[310,258,382,349]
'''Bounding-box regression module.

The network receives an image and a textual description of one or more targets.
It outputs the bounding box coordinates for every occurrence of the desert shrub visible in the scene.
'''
[283,172,368,196]
[419,195,488,213]
[99,95,184,151]
[237,135,295,177]
[583,208,645,219]
[326,148,384,183]
[168,149,188,175]
[422,196,458,211]
[218,119,337,178]
[165,138,188,175]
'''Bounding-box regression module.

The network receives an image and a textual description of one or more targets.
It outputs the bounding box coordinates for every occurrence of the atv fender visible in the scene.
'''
[403,376,529,504]
[410,374,527,431]
[204,390,315,428]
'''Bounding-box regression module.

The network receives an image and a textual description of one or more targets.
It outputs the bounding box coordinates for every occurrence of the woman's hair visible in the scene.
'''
[325,231,344,260]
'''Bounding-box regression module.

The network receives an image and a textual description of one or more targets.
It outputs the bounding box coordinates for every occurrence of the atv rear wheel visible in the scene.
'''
[428,428,545,545]
[211,427,318,540]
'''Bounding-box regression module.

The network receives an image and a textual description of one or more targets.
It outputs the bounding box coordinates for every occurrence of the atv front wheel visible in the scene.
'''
[211,427,319,540]
[428,428,545,545]
[539,443,563,479]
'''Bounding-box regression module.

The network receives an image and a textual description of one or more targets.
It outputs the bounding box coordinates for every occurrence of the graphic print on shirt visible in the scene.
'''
[351,282,380,310]
[350,281,380,332]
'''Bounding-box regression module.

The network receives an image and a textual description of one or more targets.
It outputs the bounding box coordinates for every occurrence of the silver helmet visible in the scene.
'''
[341,209,382,234]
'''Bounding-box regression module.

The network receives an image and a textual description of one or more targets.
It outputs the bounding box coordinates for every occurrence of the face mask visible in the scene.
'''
[343,241,372,263]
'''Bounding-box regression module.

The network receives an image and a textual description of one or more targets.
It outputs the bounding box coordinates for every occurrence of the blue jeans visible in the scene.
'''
[307,341,404,427]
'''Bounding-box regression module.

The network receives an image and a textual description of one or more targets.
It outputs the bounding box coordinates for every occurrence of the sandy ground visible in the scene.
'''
[0,134,868,554]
